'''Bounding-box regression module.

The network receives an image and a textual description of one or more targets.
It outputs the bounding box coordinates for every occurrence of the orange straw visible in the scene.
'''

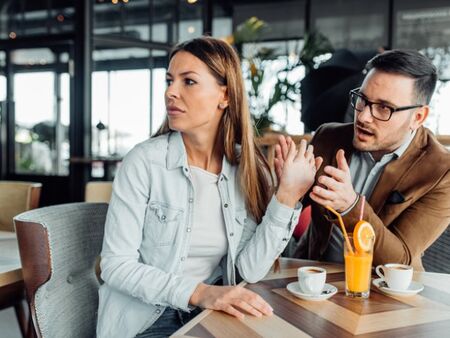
[326,205,354,255]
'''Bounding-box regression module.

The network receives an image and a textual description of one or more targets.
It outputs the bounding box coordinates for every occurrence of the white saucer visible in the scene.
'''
[286,282,338,301]
[372,278,424,296]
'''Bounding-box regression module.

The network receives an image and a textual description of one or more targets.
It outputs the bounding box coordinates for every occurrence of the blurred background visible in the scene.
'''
[1,0,450,206]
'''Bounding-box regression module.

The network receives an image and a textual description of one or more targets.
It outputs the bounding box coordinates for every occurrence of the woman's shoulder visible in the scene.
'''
[124,133,171,166]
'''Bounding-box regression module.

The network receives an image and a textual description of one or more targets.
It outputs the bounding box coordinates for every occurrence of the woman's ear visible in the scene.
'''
[219,86,229,110]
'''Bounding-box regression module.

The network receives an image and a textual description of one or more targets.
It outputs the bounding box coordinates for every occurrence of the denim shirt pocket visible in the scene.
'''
[145,201,184,246]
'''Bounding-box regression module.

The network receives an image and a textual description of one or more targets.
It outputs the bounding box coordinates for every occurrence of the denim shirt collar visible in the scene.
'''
[166,131,187,170]
[166,131,233,180]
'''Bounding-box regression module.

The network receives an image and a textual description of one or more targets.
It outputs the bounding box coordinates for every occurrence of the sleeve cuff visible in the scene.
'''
[266,195,302,229]
[171,277,200,312]
[340,194,360,217]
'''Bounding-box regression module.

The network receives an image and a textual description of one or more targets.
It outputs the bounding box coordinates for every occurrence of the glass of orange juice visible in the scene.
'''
[344,222,375,298]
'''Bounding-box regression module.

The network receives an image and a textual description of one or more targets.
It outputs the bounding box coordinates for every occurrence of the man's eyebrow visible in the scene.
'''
[359,90,397,107]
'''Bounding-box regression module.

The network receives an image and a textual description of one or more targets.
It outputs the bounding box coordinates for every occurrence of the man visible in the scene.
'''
[276,50,450,270]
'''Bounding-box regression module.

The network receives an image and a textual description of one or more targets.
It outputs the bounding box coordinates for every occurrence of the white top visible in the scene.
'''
[183,166,228,282]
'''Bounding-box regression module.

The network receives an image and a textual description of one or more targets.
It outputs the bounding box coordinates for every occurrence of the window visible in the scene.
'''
[311,0,389,50]
[92,70,150,157]
[12,48,70,175]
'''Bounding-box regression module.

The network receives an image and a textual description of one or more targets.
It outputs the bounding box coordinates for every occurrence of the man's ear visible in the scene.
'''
[411,105,429,130]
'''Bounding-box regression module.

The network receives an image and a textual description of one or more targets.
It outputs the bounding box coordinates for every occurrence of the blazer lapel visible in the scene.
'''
[329,124,355,168]
[369,127,427,213]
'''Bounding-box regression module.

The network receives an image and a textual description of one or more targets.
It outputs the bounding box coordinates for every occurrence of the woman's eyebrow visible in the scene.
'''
[166,71,199,77]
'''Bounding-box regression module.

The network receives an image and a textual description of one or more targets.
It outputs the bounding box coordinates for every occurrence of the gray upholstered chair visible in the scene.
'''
[14,203,108,338]
[423,226,450,274]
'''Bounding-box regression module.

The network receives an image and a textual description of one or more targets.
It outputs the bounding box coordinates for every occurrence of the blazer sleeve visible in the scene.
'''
[341,170,450,268]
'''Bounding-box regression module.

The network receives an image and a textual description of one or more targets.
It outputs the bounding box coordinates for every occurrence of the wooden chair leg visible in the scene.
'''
[14,300,28,338]
[27,315,36,338]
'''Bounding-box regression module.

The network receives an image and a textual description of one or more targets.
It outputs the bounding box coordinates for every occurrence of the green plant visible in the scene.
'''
[230,18,334,135]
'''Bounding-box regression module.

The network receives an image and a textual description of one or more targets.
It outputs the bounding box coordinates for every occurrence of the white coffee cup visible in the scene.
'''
[298,266,326,295]
[375,263,413,290]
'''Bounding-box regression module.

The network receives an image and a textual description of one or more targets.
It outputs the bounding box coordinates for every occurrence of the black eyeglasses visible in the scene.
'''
[349,88,423,121]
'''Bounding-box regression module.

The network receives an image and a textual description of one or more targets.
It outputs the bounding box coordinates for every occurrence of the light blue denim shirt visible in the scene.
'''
[97,131,302,338]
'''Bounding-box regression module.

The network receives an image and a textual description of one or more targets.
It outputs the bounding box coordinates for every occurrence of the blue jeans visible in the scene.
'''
[135,307,202,338]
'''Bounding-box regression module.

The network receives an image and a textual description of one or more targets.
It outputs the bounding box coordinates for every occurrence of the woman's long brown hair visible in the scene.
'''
[154,36,273,224]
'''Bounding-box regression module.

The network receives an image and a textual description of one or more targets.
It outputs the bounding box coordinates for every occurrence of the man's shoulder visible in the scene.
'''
[421,128,450,168]
[314,122,353,139]
[311,122,353,151]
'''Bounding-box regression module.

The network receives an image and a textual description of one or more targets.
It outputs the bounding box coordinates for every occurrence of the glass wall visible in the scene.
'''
[393,0,450,134]
[93,0,178,43]
[233,0,305,40]
[311,0,389,50]
[0,1,75,39]
[11,48,70,175]
[91,46,168,163]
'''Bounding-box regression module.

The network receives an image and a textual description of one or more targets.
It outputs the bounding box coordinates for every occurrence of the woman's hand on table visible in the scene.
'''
[189,283,273,320]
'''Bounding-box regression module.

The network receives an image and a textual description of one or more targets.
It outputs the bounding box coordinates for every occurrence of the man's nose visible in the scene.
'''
[357,104,374,123]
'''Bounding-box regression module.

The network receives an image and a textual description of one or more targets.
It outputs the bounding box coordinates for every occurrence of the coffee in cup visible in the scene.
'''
[298,266,326,295]
[375,263,413,290]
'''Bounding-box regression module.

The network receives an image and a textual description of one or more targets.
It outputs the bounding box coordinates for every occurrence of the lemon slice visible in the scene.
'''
[353,220,375,253]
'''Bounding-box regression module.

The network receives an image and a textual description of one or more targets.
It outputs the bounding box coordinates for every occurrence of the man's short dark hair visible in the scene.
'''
[366,50,437,105]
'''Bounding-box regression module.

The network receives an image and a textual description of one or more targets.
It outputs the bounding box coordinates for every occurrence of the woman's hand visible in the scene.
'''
[274,136,322,208]
[189,283,273,320]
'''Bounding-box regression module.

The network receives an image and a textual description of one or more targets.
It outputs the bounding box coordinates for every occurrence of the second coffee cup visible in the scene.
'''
[298,266,326,295]
[375,263,413,290]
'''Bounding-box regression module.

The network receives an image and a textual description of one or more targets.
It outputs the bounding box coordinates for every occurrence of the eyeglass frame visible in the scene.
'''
[349,87,423,121]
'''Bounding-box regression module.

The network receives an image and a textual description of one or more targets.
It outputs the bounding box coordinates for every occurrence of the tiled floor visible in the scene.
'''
[0,308,21,338]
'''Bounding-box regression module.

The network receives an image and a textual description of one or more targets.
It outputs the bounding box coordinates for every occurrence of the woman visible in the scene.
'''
[97,36,321,338]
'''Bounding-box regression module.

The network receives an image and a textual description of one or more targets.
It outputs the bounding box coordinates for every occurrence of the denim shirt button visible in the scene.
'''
[189,198,194,203]
[187,227,191,232]
[224,203,228,208]
[156,309,161,314]
[229,232,234,237]
[161,215,166,221]
[181,257,186,261]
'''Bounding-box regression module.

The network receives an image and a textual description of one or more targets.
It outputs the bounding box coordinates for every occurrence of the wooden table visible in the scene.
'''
[0,231,27,338]
[173,258,450,337]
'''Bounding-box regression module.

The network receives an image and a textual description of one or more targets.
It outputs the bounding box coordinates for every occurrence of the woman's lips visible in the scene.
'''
[167,107,184,116]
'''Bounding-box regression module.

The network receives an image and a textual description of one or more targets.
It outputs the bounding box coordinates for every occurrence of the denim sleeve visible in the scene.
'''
[235,195,302,283]
[100,145,198,311]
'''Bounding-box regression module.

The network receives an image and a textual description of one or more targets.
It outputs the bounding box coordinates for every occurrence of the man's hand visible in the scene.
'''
[189,283,273,320]
[309,149,357,212]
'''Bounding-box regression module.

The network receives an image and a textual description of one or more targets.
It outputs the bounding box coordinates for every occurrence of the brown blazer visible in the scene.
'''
[294,123,450,271]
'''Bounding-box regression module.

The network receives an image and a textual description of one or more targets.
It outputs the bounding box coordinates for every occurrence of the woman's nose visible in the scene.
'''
[165,82,179,99]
